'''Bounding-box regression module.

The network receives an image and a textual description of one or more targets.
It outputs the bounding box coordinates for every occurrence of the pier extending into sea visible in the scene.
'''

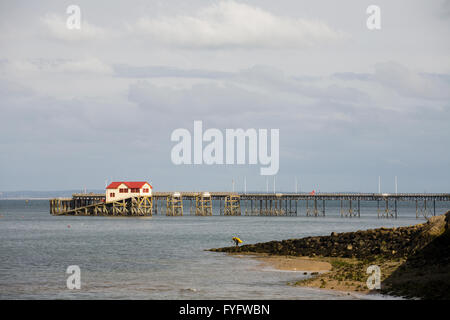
[49,192,450,219]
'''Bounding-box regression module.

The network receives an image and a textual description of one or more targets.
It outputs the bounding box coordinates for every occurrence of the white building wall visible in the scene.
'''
[106,183,152,202]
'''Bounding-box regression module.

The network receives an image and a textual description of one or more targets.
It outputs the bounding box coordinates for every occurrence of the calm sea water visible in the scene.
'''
[0,199,448,300]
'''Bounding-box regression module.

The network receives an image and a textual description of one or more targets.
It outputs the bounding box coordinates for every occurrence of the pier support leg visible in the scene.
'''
[349,200,353,217]
[306,200,309,216]
[357,200,360,218]
[322,199,325,217]
[385,199,389,218]
[425,200,427,217]
[395,199,398,219]
[416,200,418,219]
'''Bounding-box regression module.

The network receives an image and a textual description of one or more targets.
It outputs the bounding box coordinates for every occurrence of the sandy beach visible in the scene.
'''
[242,253,332,272]
[229,252,371,294]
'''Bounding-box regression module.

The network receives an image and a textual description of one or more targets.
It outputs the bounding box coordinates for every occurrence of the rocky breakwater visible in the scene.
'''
[210,223,430,260]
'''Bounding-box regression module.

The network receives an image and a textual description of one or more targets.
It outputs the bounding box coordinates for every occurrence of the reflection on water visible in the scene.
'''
[0,200,448,299]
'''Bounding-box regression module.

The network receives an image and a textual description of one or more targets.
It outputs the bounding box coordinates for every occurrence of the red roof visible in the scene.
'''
[106,181,152,189]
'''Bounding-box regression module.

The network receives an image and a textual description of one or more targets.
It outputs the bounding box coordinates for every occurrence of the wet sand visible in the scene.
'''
[229,253,371,295]
[231,253,332,272]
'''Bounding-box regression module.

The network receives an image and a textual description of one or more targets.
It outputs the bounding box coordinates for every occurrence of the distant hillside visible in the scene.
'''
[0,190,104,199]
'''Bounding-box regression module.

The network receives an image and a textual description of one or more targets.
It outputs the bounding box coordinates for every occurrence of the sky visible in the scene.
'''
[0,0,449,193]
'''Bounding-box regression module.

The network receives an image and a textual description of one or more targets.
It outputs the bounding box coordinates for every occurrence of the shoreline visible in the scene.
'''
[210,211,450,299]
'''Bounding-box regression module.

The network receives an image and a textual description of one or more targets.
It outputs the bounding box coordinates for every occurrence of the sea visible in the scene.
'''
[0,199,448,300]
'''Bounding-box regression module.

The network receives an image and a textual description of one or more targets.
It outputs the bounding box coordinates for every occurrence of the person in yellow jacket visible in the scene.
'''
[232,236,243,247]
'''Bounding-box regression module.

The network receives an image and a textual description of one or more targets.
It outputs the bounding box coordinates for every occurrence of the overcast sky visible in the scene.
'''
[0,0,449,193]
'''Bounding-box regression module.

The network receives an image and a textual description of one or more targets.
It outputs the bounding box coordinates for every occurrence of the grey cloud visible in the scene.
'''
[332,63,450,102]
[438,0,450,18]
[127,80,270,122]
[233,65,370,104]
[114,64,232,79]
[373,62,450,101]
[123,69,421,134]
[115,64,369,106]
[332,72,374,81]
[0,78,34,99]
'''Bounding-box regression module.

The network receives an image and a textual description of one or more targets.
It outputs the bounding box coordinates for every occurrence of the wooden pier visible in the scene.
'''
[49,194,152,216]
[49,192,450,219]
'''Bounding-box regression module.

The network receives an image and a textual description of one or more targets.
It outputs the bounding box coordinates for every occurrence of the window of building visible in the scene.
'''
[143,188,149,193]
[119,188,128,193]
[131,188,139,193]
[110,193,115,197]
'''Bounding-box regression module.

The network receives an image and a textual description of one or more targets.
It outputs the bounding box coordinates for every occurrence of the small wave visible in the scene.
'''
[259,266,308,273]
[257,266,329,275]
[180,287,198,293]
